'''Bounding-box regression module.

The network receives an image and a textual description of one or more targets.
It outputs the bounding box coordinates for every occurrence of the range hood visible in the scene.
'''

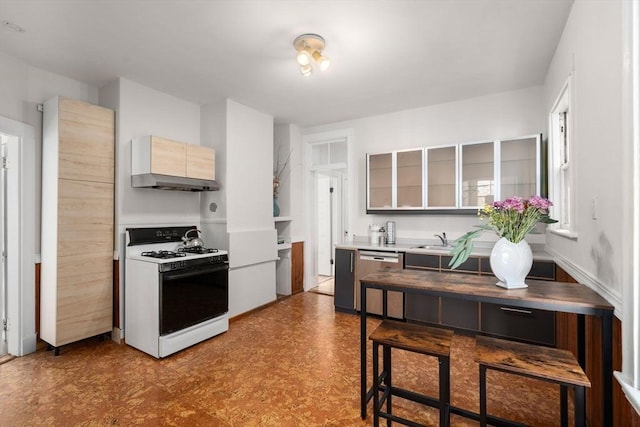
[131,173,220,192]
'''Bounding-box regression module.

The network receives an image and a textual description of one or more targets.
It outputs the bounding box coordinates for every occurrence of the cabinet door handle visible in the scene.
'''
[500,307,532,314]
[350,252,354,273]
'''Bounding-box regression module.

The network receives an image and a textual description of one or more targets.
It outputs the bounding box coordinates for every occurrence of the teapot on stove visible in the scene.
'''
[182,228,204,248]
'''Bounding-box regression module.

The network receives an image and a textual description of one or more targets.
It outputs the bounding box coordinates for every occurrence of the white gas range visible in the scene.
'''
[125,226,229,358]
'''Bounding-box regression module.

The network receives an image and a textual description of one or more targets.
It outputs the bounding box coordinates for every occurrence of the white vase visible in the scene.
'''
[489,237,533,289]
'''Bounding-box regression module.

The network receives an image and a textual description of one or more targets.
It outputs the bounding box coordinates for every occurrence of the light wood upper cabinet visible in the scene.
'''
[186,144,215,180]
[132,135,215,179]
[57,97,115,183]
[150,136,187,176]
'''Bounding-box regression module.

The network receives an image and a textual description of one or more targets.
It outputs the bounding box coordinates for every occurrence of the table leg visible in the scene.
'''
[602,311,613,427]
[577,314,585,368]
[361,282,367,419]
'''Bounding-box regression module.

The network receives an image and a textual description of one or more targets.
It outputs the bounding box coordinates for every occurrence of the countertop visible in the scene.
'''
[335,239,553,261]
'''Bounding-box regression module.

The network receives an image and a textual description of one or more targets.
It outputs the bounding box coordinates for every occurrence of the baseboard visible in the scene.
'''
[229,298,280,323]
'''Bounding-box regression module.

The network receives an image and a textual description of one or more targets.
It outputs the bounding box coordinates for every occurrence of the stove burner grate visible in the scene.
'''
[178,247,219,254]
[141,250,187,259]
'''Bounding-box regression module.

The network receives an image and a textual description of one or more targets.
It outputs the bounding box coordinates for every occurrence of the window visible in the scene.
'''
[549,76,576,237]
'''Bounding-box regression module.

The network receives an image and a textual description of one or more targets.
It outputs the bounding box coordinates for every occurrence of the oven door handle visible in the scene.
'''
[162,263,229,280]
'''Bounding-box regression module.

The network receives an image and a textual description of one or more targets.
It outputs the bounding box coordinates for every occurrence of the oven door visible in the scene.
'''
[159,262,229,336]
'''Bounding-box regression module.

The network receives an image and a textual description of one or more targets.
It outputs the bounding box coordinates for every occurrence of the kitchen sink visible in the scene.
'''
[411,245,453,251]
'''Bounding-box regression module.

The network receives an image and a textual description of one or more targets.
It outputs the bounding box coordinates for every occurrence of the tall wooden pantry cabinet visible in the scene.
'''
[41,97,115,354]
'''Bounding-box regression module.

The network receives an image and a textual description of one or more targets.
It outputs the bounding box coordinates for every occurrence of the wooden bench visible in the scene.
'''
[475,335,591,427]
[369,320,453,427]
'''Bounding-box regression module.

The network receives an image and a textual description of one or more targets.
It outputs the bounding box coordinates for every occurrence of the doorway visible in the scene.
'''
[304,130,353,296]
[0,135,6,357]
[311,169,347,296]
[0,116,36,357]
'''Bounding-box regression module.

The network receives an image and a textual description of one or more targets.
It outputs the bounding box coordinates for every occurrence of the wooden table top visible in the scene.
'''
[359,269,614,315]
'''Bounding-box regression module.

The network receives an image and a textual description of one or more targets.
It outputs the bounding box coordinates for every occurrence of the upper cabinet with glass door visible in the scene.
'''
[499,135,540,199]
[460,141,495,208]
[367,153,393,209]
[366,134,542,213]
[426,145,457,209]
[367,149,424,211]
[396,149,424,209]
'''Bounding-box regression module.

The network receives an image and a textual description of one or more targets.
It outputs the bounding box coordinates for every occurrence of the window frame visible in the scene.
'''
[548,75,578,239]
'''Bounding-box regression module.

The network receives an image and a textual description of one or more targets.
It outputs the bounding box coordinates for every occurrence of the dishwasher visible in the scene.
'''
[354,250,404,319]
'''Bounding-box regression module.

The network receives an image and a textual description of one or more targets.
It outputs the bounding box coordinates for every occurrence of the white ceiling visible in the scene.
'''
[0,0,573,127]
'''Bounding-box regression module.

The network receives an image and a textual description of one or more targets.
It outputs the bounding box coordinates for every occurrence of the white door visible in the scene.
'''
[0,136,6,357]
[316,173,332,276]
[315,170,346,277]
[0,116,36,357]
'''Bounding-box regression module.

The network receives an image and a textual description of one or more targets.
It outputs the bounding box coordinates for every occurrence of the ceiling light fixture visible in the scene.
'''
[293,33,330,76]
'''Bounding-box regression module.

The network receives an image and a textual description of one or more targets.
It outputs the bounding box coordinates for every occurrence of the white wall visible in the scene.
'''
[274,123,305,242]
[105,77,203,244]
[225,100,276,316]
[303,86,545,245]
[274,124,291,216]
[226,100,274,231]
[201,99,277,316]
[543,0,623,308]
[200,100,228,220]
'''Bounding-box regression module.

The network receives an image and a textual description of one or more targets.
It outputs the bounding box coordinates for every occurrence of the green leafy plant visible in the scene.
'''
[449,196,558,269]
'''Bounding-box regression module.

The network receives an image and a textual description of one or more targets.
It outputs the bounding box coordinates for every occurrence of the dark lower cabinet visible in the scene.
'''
[441,255,480,273]
[528,260,556,280]
[441,298,479,330]
[480,258,556,281]
[334,249,355,313]
[405,294,439,324]
[480,302,555,346]
[405,253,439,270]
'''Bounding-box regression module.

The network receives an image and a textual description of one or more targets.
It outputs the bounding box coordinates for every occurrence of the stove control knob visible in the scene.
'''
[170,260,185,269]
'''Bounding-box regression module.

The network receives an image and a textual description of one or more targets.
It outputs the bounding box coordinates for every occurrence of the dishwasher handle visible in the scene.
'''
[359,251,400,263]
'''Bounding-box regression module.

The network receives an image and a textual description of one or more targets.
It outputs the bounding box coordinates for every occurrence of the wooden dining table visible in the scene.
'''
[359,269,615,425]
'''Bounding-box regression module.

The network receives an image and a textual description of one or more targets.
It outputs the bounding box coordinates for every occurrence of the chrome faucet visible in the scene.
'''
[434,232,448,247]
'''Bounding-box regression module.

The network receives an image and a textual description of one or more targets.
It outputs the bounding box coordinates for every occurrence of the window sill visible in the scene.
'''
[550,229,578,240]
[614,371,640,416]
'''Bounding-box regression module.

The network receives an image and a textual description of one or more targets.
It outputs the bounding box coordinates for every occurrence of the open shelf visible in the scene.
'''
[277,242,292,251]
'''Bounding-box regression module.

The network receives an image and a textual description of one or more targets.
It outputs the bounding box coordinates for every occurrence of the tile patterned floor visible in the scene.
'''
[0,292,563,426]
